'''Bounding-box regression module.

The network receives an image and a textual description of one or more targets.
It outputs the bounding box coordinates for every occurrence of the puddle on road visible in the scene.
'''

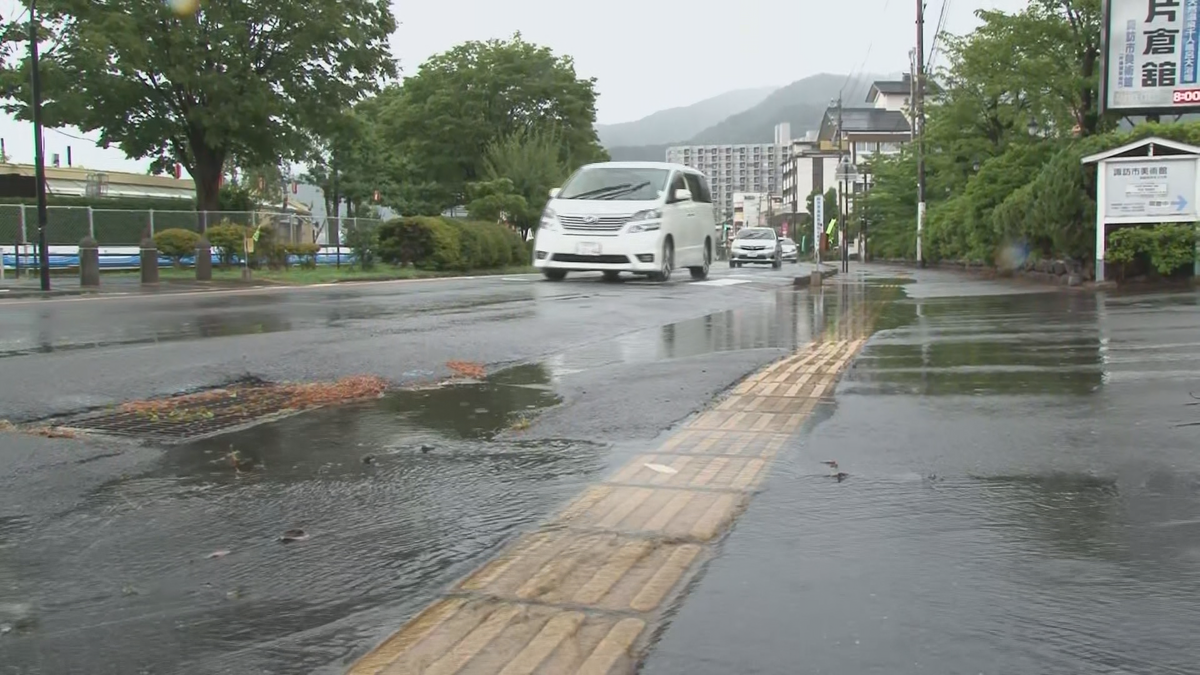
[5,361,603,674]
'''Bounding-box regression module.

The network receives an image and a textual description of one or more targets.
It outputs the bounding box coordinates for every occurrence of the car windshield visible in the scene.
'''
[737,229,775,240]
[556,167,669,201]
[782,238,795,245]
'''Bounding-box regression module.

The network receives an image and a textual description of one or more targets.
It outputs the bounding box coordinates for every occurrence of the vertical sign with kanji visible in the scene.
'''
[1103,0,1200,113]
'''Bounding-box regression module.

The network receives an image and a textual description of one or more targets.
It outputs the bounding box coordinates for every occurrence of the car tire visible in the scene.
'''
[602,271,621,282]
[728,260,735,268]
[542,269,567,281]
[689,241,711,280]
[772,255,782,270]
[648,238,674,282]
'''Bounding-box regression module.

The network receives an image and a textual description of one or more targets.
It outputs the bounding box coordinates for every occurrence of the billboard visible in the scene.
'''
[1102,0,1200,113]
[1101,156,1198,221]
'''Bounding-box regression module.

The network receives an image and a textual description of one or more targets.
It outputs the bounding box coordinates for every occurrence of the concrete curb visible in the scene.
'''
[792,266,839,289]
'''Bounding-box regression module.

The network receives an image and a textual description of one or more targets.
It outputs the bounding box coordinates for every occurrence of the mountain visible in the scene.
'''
[686,73,892,144]
[596,87,777,147]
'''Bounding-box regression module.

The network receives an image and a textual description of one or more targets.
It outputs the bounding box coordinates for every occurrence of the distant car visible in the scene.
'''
[728,227,781,268]
[780,237,798,263]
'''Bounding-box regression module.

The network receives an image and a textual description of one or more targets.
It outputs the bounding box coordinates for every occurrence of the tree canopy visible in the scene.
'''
[376,33,605,213]
[0,0,397,212]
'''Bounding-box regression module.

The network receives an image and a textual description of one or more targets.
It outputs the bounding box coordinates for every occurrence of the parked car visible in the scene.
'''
[532,162,716,282]
[728,227,781,268]
[780,237,798,263]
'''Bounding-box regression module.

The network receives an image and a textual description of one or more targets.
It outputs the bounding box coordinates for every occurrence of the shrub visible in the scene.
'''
[287,242,321,269]
[205,222,247,268]
[153,228,200,267]
[1109,224,1196,278]
[343,220,380,269]
[377,217,527,271]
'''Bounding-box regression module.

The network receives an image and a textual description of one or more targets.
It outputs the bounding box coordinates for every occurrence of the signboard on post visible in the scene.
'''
[1102,0,1200,114]
[812,195,824,261]
[1102,156,1198,220]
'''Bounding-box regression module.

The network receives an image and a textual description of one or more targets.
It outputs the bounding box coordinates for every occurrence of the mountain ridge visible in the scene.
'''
[596,87,777,147]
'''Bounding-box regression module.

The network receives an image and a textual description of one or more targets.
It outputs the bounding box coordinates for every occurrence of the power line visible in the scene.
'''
[927,0,954,72]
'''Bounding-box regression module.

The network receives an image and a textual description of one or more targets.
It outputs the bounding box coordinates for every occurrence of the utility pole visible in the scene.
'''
[837,95,849,273]
[29,0,50,291]
[915,0,927,268]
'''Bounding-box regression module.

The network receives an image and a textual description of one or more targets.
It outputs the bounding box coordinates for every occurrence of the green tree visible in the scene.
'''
[465,178,529,228]
[0,0,397,214]
[481,127,570,237]
[378,33,605,212]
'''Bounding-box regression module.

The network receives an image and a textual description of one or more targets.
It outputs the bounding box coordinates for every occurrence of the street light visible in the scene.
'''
[29,0,50,291]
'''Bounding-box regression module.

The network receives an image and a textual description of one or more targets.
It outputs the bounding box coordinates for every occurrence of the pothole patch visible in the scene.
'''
[39,376,388,443]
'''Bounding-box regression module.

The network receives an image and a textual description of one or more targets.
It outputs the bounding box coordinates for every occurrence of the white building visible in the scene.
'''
[666,123,794,220]
[782,76,913,222]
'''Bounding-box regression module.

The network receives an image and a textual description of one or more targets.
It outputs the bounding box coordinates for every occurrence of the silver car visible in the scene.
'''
[780,237,799,263]
[728,227,781,268]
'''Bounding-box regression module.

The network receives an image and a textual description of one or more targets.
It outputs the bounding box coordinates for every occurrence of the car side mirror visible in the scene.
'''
[672,188,692,202]
[548,187,561,198]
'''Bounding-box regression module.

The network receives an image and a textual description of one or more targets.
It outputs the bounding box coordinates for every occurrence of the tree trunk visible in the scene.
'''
[189,136,225,232]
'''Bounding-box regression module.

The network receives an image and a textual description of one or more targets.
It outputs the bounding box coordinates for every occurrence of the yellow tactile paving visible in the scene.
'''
[606,453,769,492]
[351,598,646,675]
[554,484,747,542]
[347,293,883,675]
[455,530,702,614]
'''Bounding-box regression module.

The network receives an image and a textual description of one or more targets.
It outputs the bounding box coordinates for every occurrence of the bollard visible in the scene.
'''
[79,236,101,287]
[195,234,212,281]
[140,237,159,284]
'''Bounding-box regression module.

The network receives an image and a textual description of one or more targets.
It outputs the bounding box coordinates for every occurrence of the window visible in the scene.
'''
[557,167,670,201]
[684,173,712,203]
[668,173,688,201]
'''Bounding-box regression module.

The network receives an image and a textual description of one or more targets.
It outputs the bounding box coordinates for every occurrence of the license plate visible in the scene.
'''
[577,242,601,256]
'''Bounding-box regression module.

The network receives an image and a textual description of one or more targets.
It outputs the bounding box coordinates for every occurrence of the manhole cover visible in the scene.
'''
[53,376,388,442]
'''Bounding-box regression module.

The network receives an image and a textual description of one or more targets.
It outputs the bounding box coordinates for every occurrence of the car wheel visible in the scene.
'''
[542,268,567,281]
[689,241,711,280]
[648,239,673,282]
[728,260,735,268]
[772,255,782,269]
[602,270,621,282]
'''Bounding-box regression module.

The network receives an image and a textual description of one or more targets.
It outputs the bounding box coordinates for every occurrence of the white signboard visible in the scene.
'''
[812,194,824,247]
[1102,156,1198,220]
[1104,0,1200,112]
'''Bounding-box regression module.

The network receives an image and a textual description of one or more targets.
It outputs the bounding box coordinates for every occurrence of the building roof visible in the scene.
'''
[818,108,911,140]
[867,75,911,102]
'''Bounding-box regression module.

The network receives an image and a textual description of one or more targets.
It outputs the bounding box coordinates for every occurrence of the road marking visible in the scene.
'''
[347,295,882,675]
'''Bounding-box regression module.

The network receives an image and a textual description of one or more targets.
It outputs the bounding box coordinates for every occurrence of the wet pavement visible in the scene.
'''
[2,264,1199,674]
[641,275,1200,675]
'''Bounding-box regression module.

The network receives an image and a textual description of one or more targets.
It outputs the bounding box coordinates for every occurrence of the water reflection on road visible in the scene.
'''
[643,278,1200,675]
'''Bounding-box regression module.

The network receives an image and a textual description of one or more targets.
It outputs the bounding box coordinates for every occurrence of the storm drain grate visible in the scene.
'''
[55,376,389,442]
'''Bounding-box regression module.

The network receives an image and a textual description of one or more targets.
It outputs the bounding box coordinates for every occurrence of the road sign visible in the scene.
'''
[1102,156,1198,222]
[813,196,824,256]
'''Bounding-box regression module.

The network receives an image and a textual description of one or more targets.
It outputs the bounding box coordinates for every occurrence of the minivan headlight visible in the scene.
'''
[540,208,559,231]
[627,208,662,232]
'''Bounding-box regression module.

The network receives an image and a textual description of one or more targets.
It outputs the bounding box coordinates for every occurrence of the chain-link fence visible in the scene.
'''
[0,205,384,247]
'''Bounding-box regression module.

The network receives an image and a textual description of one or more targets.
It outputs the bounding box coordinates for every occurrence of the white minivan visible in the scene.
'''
[532,162,716,282]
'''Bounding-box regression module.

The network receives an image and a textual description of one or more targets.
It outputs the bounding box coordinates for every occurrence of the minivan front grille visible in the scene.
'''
[558,215,629,233]
[550,254,631,265]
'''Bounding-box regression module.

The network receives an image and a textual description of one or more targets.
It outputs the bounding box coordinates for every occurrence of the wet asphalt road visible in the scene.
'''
[2,265,1200,674]
[0,262,820,674]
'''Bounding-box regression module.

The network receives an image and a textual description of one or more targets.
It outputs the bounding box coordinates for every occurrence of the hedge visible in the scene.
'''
[377,216,525,271]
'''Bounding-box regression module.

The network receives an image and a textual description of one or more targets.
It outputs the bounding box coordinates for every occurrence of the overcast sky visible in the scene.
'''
[0,0,1027,175]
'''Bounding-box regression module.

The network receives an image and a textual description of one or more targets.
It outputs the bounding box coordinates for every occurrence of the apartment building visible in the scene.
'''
[665,123,793,221]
